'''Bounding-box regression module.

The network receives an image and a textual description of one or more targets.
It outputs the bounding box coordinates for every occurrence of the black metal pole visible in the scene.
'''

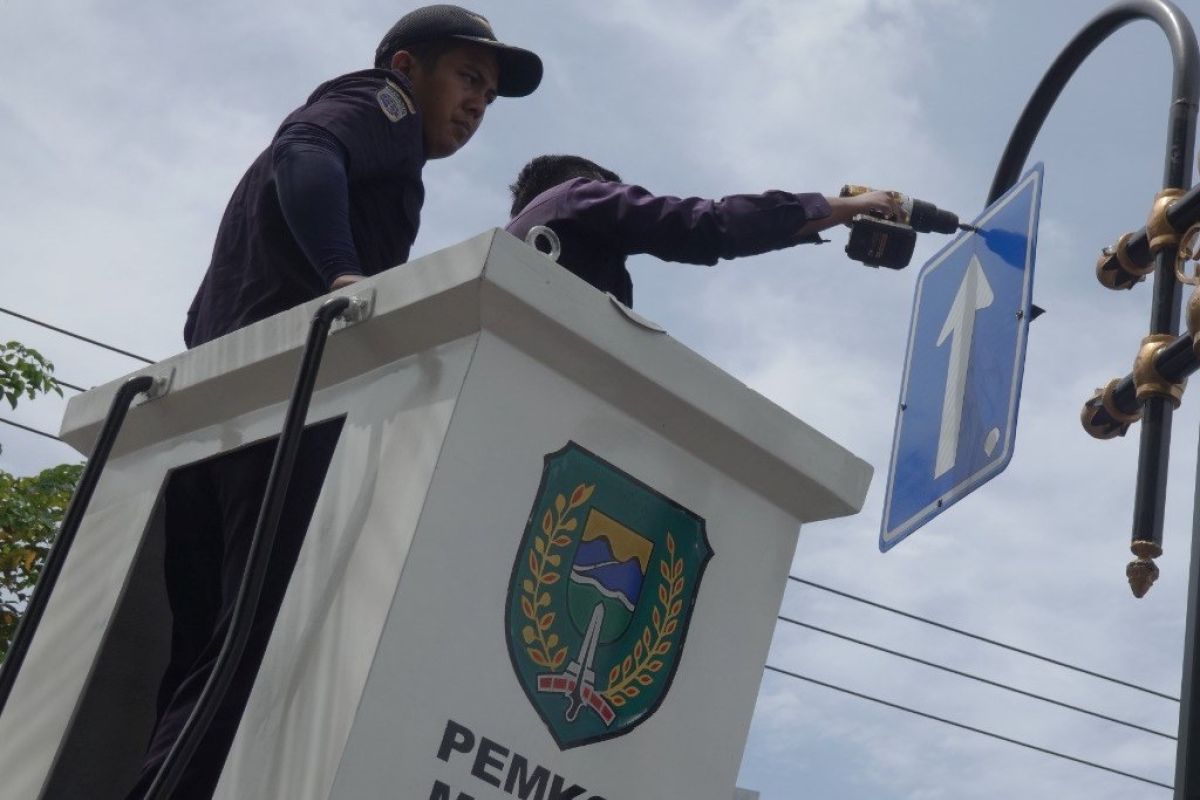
[0,374,154,717]
[143,295,350,800]
[1141,10,1199,580]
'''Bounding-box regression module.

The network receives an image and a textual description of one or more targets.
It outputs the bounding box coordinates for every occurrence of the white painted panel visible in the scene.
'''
[330,332,804,800]
[14,231,871,799]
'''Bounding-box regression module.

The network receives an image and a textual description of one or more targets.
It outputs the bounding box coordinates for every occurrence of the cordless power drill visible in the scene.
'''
[839,185,977,269]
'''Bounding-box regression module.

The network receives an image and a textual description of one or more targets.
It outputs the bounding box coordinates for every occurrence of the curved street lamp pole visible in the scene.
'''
[987,1,1200,793]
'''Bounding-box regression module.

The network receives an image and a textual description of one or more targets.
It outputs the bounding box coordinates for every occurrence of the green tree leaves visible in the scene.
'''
[0,341,77,663]
[0,341,61,413]
[0,463,83,662]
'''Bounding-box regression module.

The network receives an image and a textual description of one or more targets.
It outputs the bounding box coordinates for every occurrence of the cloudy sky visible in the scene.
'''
[2,0,1199,797]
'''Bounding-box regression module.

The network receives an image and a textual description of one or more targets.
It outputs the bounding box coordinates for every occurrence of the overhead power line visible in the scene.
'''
[0,417,64,444]
[777,614,1174,740]
[27,378,86,394]
[764,664,1172,792]
[0,305,155,364]
[789,576,1178,702]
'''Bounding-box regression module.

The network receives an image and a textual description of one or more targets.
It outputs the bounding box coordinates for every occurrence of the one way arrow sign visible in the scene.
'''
[881,165,1043,551]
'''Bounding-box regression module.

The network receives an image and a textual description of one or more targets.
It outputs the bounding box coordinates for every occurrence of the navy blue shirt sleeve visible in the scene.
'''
[272,123,363,288]
[550,179,832,265]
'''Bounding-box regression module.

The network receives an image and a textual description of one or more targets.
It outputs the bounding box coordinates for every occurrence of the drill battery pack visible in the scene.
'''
[844,214,917,270]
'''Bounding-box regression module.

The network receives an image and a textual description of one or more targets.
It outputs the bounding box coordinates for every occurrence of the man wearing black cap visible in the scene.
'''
[185,4,542,347]
[125,8,542,800]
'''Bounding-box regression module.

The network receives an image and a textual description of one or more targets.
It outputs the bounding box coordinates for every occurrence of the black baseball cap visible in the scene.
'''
[375,5,543,97]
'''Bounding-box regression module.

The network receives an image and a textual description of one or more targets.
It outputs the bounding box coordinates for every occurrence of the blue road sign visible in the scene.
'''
[880,165,1043,551]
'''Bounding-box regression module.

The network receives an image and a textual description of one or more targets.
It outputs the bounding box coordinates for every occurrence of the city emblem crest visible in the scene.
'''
[505,442,712,749]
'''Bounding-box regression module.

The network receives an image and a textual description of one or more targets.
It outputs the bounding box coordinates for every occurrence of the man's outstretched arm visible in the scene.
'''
[551,179,901,264]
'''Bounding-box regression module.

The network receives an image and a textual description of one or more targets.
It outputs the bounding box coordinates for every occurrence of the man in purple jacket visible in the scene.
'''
[505,155,901,307]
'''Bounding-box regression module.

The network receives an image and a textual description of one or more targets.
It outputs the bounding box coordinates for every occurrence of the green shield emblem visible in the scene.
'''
[506,442,712,749]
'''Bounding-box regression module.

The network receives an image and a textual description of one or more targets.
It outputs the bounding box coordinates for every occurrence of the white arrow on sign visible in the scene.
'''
[934,254,994,478]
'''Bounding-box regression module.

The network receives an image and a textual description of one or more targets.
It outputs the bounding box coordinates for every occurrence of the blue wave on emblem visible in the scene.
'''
[571,538,645,611]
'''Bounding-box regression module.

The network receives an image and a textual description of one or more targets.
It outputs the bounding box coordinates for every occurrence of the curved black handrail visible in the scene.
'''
[0,374,155,716]
[143,295,350,800]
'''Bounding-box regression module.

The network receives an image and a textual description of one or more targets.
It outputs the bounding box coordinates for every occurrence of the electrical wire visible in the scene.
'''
[789,576,1177,702]
[763,664,1173,791]
[0,417,64,443]
[777,614,1174,739]
[11,378,87,394]
[0,305,155,364]
[0,304,133,393]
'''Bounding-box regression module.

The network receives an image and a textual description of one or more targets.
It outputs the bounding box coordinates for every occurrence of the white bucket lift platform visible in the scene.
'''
[0,230,871,799]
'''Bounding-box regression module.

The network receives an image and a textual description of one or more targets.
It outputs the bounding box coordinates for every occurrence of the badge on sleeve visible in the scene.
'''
[376,81,412,123]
